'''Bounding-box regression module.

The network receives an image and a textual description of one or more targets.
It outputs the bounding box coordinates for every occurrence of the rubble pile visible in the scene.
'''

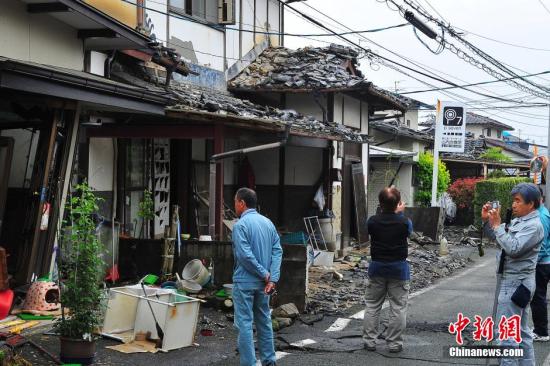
[111,59,366,142]
[167,82,366,142]
[306,244,469,315]
[229,44,364,91]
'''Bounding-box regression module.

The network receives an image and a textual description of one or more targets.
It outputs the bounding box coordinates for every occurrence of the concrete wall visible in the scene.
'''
[1,0,84,70]
[146,0,281,78]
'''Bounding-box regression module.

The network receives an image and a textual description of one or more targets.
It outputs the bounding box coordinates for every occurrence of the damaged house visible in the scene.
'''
[1,0,372,310]
[228,44,407,252]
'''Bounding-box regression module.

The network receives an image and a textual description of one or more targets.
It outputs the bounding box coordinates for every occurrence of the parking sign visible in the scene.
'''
[435,101,467,153]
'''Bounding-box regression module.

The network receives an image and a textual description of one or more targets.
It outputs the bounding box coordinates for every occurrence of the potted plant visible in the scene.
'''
[138,188,154,238]
[56,182,105,365]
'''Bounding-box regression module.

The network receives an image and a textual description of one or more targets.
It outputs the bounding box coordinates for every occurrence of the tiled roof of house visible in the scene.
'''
[370,119,433,142]
[110,56,366,142]
[228,44,407,111]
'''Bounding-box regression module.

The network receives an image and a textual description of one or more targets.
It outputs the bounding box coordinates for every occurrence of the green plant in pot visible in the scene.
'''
[138,188,154,239]
[56,182,105,365]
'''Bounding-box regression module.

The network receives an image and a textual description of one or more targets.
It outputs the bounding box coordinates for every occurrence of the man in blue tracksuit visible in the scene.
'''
[531,197,550,341]
[232,188,283,366]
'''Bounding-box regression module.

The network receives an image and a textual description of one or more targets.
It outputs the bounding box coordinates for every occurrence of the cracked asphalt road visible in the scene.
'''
[216,248,550,366]
[19,247,550,365]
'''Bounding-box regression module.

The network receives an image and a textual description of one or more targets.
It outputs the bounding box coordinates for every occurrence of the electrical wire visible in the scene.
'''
[537,0,550,16]
[395,0,550,97]
[296,1,548,107]
[285,1,545,105]
[402,70,550,95]
[453,26,550,52]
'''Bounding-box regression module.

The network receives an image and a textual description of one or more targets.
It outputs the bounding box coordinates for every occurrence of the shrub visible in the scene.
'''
[448,177,484,209]
[480,147,512,163]
[415,152,451,207]
[473,177,530,226]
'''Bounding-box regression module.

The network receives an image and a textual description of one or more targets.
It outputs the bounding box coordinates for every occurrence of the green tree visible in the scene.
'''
[480,147,512,163]
[415,152,451,207]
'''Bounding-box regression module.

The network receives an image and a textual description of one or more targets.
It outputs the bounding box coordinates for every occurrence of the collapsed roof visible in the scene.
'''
[110,55,367,142]
[228,44,407,111]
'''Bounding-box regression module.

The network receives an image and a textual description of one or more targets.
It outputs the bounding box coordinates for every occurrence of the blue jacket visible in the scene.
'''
[538,205,550,263]
[232,209,283,285]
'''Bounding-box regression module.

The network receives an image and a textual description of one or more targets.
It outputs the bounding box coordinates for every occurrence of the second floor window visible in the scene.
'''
[170,0,218,23]
[486,128,492,137]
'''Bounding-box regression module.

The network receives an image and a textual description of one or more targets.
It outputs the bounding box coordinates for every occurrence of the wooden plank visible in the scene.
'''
[351,163,368,246]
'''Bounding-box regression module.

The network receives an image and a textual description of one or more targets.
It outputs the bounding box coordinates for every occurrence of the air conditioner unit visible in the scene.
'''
[218,0,236,25]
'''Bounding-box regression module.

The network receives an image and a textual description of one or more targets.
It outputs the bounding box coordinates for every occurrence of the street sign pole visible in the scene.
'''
[431,101,467,207]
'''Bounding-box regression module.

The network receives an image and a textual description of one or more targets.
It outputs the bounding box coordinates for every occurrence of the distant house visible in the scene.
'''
[465,113,513,140]
[367,94,433,215]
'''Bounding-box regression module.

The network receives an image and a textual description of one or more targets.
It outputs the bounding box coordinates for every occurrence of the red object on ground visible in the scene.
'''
[200,329,214,337]
[0,289,14,320]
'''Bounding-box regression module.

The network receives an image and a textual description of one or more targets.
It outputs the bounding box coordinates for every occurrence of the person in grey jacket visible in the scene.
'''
[483,183,544,366]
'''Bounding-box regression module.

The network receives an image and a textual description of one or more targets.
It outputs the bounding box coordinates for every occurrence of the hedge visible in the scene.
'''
[473,177,530,226]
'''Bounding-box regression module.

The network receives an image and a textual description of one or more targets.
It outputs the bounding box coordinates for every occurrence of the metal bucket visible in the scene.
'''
[182,259,211,286]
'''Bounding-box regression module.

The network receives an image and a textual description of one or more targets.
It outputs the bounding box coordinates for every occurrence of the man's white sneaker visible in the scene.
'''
[533,333,550,342]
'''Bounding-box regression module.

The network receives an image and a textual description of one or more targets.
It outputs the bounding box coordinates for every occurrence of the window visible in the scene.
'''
[169,0,229,24]
[486,128,492,137]
[497,130,502,138]
[406,119,411,127]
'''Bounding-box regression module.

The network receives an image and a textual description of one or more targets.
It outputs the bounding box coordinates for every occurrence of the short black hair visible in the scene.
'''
[379,187,400,213]
[235,187,257,209]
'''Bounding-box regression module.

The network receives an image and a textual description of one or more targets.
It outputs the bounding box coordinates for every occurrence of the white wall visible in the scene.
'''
[343,95,361,130]
[1,129,40,188]
[169,17,225,70]
[89,51,107,76]
[285,94,325,121]
[88,138,114,192]
[154,0,280,74]
[1,0,84,70]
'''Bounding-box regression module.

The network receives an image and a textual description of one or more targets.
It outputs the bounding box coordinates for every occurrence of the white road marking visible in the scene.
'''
[290,339,317,347]
[324,318,352,332]
[330,260,490,328]
[256,351,290,365]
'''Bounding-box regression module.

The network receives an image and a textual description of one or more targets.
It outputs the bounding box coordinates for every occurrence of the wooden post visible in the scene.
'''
[26,109,61,282]
[214,124,224,240]
[277,147,285,226]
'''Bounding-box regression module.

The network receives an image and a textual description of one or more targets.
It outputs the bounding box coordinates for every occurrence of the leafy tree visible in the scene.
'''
[480,147,512,163]
[415,152,450,207]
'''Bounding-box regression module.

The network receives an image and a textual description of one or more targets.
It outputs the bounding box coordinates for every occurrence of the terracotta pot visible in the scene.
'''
[59,337,96,365]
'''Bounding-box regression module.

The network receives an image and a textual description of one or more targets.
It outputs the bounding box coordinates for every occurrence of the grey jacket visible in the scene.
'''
[484,210,544,280]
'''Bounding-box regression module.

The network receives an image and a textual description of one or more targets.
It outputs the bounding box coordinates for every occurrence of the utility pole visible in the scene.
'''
[546,104,550,209]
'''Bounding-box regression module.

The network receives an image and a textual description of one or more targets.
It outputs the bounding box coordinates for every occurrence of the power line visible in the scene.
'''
[453,26,550,52]
[294,1,547,105]
[537,0,550,16]
[387,0,550,99]
[402,70,550,95]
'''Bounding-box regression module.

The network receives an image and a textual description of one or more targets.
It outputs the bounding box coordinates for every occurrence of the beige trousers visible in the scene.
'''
[363,276,410,349]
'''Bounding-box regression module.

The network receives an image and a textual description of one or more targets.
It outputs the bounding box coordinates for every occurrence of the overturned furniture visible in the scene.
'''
[102,285,201,351]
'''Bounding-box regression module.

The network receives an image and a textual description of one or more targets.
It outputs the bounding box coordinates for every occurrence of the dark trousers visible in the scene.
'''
[530,263,550,336]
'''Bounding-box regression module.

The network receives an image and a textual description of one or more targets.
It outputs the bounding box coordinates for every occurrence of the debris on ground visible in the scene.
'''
[272,303,299,319]
[306,227,473,315]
